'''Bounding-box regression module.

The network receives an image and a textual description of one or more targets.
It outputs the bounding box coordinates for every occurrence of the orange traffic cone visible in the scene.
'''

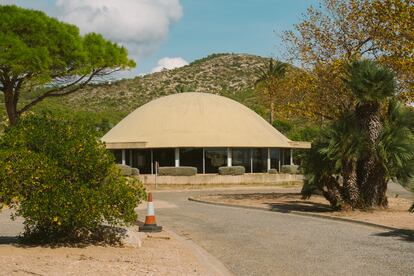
[139,192,162,232]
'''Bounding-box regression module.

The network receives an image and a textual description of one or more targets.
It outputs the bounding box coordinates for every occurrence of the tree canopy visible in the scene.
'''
[281,0,414,121]
[0,113,146,241]
[0,5,135,125]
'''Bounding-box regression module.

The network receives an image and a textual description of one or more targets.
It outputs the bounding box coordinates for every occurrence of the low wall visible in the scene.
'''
[137,173,303,186]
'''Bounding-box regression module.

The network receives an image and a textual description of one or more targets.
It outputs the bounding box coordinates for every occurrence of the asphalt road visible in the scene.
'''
[143,189,414,276]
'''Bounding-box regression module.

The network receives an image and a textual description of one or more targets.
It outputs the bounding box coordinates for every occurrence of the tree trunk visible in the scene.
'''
[269,101,274,125]
[342,159,362,208]
[356,102,386,208]
[4,87,19,126]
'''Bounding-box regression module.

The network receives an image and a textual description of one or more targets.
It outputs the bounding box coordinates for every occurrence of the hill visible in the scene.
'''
[0,53,270,131]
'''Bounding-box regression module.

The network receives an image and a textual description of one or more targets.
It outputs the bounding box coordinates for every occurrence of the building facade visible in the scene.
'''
[102,92,310,174]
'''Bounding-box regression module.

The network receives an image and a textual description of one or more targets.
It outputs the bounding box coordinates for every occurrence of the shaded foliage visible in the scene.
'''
[0,114,145,241]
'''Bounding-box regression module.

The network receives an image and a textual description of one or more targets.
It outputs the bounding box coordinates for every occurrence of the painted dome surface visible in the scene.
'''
[102,92,308,149]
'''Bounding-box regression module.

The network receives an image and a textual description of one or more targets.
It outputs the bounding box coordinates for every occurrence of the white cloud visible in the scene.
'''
[56,0,183,57]
[151,57,188,73]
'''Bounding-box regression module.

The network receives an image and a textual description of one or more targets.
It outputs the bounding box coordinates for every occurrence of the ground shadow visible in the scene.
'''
[373,229,414,242]
[215,192,334,213]
[266,201,333,213]
[0,226,128,248]
[0,236,19,245]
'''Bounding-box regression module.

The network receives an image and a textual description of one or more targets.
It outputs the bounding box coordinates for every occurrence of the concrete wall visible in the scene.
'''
[137,173,303,186]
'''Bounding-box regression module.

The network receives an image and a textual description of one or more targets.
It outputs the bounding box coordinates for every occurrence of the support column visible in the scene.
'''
[150,149,154,174]
[121,149,126,165]
[290,149,294,165]
[267,148,271,171]
[175,148,180,167]
[278,149,281,172]
[227,148,232,167]
[250,149,253,173]
[202,148,206,174]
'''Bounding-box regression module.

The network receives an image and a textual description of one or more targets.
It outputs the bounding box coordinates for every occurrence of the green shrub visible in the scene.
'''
[268,169,278,174]
[116,164,132,176]
[218,166,245,175]
[131,168,140,175]
[280,165,299,174]
[158,166,197,176]
[0,114,146,241]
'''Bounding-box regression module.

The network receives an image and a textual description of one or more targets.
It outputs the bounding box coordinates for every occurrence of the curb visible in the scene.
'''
[188,197,402,232]
[165,228,233,276]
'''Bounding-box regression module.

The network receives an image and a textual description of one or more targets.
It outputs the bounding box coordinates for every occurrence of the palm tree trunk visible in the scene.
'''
[356,102,386,208]
[342,159,362,208]
[269,101,274,125]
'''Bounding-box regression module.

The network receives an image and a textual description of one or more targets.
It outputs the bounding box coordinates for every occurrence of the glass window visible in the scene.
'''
[282,149,291,165]
[110,149,122,164]
[232,148,251,173]
[131,149,152,174]
[180,148,203,173]
[125,150,131,166]
[252,148,268,173]
[204,148,227,173]
[270,148,281,171]
[153,148,175,168]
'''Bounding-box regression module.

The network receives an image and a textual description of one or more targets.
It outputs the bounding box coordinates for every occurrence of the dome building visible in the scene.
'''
[102,92,310,174]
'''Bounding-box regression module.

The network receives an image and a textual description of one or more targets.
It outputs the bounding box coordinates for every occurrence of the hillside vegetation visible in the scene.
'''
[1,53,271,132]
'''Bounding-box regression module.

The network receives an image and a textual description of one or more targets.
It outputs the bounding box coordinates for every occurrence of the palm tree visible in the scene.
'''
[345,60,396,207]
[302,60,414,210]
[255,59,288,124]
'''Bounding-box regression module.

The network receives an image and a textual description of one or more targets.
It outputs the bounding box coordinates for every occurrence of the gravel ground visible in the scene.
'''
[144,188,414,276]
[0,208,229,276]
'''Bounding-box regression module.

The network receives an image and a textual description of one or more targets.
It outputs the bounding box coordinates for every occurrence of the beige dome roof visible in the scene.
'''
[102,92,310,149]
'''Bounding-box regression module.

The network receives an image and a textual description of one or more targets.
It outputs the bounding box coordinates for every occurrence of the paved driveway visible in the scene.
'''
[142,189,414,276]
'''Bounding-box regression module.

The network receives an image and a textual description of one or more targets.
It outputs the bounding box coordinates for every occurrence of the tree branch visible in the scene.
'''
[18,70,100,115]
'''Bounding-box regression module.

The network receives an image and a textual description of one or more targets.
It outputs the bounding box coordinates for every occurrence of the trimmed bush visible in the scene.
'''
[268,169,278,174]
[116,164,133,176]
[280,165,299,174]
[158,166,197,176]
[218,166,245,175]
[131,168,140,175]
[0,114,146,242]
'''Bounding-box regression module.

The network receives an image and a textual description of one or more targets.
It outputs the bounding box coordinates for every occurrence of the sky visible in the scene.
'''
[2,0,319,77]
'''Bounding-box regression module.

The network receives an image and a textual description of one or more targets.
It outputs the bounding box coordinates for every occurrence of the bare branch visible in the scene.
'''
[18,70,100,115]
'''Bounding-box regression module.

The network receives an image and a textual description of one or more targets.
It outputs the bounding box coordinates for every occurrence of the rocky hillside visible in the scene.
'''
[55,53,268,113]
[1,53,270,129]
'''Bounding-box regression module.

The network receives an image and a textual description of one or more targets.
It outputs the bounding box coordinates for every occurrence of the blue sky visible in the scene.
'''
[141,0,318,74]
[4,0,319,76]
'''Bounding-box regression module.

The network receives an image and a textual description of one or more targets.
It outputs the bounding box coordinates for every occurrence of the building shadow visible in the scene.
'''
[373,229,414,242]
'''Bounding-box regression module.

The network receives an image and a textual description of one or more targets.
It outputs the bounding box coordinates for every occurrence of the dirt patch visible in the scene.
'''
[194,192,414,230]
[0,230,214,275]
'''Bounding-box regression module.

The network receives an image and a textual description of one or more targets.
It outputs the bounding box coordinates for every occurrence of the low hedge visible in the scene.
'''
[158,166,197,176]
[268,169,278,174]
[280,165,299,174]
[218,166,245,175]
[116,164,140,176]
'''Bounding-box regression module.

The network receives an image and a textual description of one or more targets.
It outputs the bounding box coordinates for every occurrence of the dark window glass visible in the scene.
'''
[270,148,281,171]
[282,149,291,165]
[110,149,122,164]
[204,148,227,173]
[232,148,251,173]
[125,150,131,166]
[180,148,202,173]
[131,149,152,174]
[252,148,268,173]
[153,148,175,168]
